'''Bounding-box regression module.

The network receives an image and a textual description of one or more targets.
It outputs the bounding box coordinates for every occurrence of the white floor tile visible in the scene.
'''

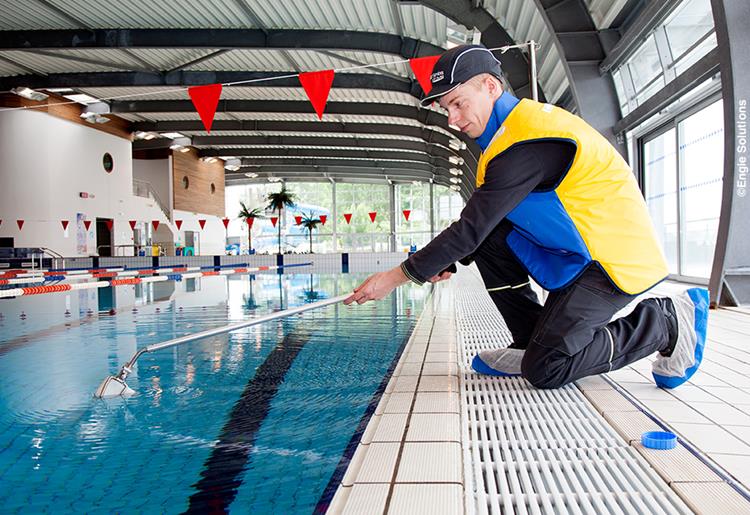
[670,422,750,455]
[384,392,414,414]
[640,399,712,424]
[413,392,460,413]
[396,442,462,483]
[372,414,408,443]
[709,453,750,488]
[406,413,461,442]
[690,402,750,426]
[725,425,750,446]
[388,484,463,515]
[355,443,400,483]
[342,483,389,515]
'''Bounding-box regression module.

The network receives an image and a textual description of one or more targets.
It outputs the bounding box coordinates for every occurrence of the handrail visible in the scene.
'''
[133,178,171,221]
[95,294,350,398]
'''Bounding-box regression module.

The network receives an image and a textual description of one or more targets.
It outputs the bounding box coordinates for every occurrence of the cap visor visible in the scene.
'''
[420,82,461,107]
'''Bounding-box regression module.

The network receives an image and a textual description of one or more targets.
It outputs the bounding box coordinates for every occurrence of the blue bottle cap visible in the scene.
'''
[642,431,677,450]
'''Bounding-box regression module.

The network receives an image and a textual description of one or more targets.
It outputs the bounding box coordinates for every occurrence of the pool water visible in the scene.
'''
[0,273,426,513]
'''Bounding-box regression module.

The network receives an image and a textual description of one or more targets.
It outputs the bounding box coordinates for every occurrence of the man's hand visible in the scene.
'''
[344,266,410,305]
[427,270,453,283]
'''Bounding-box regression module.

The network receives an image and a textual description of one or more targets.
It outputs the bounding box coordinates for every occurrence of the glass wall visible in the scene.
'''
[395,183,431,252]
[225,182,466,254]
[611,0,716,116]
[642,99,723,279]
[336,183,392,252]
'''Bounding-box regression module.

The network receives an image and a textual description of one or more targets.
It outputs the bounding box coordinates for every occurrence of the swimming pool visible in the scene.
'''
[0,272,427,513]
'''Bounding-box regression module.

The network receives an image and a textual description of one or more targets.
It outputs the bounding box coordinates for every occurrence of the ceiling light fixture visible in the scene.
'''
[244,172,258,178]
[224,158,241,171]
[11,87,49,102]
[449,168,463,176]
[448,155,464,166]
[449,177,461,184]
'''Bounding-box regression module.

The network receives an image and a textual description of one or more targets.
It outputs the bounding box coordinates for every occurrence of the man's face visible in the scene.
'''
[438,78,496,139]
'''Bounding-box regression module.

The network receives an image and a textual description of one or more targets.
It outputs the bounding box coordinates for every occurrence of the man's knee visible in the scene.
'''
[521,347,570,389]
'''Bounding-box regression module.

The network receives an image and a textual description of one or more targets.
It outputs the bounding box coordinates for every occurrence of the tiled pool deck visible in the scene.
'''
[328,268,750,514]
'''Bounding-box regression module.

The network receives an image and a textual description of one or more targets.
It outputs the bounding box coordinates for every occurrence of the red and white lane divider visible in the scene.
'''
[0,265,283,298]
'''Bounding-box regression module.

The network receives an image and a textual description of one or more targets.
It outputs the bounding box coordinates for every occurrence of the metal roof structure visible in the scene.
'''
[0,0,634,198]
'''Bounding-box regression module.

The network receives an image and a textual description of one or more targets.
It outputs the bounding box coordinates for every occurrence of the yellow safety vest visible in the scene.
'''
[476,98,668,294]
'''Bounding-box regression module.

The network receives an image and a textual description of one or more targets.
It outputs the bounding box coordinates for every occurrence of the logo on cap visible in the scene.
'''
[430,70,444,83]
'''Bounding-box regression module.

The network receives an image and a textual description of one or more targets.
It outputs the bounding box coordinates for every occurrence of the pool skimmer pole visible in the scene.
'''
[94,294,351,399]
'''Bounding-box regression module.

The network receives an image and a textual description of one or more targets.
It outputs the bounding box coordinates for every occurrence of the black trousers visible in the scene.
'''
[473,220,670,389]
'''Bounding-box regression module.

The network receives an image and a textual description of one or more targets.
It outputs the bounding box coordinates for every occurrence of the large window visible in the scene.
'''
[642,99,723,279]
[226,182,466,254]
[612,0,716,116]
[395,183,431,251]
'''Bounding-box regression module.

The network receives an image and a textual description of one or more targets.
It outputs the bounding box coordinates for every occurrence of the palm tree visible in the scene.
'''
[300,212,322,253]
[238,201,263,253]
[266,185,297,255]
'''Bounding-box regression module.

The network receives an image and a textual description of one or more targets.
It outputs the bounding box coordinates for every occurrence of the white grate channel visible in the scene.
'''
[455,268,691,515]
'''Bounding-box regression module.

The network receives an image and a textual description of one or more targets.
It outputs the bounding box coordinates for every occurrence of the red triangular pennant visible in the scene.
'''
[61,220,69,231]
[409,55,441,94]
[298,70,335,120]
[188,83,222,133]
[198,219,206,230]
[83,220,91,231]
[403,209,411,221]
[246,217,255,228]
[319,215,327,225]
[17,220,24,230]
[175,220,183,230]
[105,220,113,231]
[369,212,377,223]
[343,213,352,224]
[222,217,230,229]
[294,216,302,225]
[152,220,159,231]
[129,220,137,230]
[270,216,278,227]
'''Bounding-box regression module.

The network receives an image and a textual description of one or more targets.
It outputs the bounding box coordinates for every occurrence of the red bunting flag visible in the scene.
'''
[152,220,160,231]
[175,220,183,230]
[198,219,206,230]
[17,220,24,230]
[129,220,137,230]
[343,213,352,224]
[369,212,377,223]
[298,69,335,120]
[61,220,69,231]
[270,216,278,227]
[83,220,91,231]
[105,220,113,231]
[246,218,255,228]
[409,55,441,94]
[319,215,327,225]
[222,217,230,229]
[294,216,302,225]
[188,83,223,133]
[403,209,411,221]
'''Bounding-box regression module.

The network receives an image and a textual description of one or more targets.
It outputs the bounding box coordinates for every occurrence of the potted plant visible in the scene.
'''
[266,185,297,255]
[238,201,263,254]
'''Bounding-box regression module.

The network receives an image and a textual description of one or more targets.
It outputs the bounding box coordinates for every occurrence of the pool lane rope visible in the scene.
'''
[94,293,351,399]
[0,263,311,298]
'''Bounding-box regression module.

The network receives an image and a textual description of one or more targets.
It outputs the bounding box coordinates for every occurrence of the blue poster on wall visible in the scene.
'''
[76,212,87,255]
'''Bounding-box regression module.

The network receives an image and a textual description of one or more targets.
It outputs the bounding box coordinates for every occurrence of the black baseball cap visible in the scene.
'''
[421,44,503,106]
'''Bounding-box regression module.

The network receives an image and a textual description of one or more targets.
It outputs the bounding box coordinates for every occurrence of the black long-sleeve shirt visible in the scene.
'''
[401,140,577,284]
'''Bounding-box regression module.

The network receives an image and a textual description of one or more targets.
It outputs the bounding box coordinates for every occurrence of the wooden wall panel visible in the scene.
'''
[172,148,225,217]
[0,93,132,140]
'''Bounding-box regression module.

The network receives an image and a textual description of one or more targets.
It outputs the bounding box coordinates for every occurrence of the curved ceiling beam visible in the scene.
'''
[134,120,478,181]
[417,0,547,102]
[191,134,468,167]
[531,0,624,154]
[110,99,479,155]
[204,147,456,170]
[0,71,420,96]
[0,29,445,57]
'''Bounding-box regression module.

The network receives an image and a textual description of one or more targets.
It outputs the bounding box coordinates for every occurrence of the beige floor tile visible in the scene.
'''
[342,483,389,515]
[396,442,462,483]
[406,413,461,442]
[413,392,460,413]
[388,484,463,515]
